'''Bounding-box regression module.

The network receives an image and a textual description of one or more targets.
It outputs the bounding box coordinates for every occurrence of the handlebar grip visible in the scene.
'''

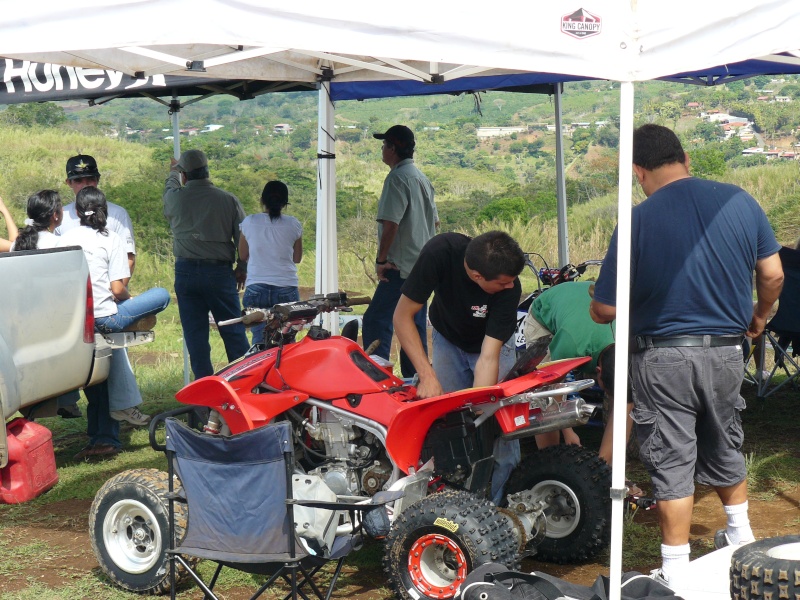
[242,310,267,325]
[347,297,372,306]
[217,316,244,326]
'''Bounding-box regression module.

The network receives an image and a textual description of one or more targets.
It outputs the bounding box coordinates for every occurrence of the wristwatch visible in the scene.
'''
[375,259,388,265]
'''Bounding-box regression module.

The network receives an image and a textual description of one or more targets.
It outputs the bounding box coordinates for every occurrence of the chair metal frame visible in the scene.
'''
[158,414,399,600]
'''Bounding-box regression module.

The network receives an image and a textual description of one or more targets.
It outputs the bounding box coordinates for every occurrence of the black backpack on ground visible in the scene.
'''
[460,563,684,600]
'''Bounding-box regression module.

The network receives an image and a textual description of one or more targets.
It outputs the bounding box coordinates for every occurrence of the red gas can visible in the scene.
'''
[0,418,59,503]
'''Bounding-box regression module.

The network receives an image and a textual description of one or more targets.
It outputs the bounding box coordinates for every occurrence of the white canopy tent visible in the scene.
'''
[3,2,800,597]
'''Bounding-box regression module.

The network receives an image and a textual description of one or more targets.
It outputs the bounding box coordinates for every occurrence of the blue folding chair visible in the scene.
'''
[163,418,400,600]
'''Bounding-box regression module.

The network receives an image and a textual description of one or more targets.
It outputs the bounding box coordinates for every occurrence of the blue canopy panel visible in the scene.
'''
[660,54,800,86]
[329,72,590,101]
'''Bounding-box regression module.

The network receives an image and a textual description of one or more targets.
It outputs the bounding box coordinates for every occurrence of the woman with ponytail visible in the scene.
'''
[58,186,170,333]
[12,190,62,251]
[239,180,303,345]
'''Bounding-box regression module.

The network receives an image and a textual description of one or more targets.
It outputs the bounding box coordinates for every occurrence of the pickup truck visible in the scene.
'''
[0,246,113,467]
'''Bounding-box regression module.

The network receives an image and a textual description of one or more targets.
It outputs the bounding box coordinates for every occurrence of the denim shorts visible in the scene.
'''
[630,344,746,500]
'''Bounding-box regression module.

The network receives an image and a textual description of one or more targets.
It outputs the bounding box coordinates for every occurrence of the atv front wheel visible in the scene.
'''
[384,490,517,600]
[504,444,611,563]
[89,468,195,593]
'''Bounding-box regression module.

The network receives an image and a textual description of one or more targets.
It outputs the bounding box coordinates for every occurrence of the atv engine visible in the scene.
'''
[298,406,387,497]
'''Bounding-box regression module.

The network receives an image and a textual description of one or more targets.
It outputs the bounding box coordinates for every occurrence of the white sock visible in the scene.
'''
[724,501,754,544]
[661,543,690,580]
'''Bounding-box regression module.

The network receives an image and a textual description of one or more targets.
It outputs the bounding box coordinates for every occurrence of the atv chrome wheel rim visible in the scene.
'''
[530,479,580,539]
[408,534,467,598]
[103,499,162,574]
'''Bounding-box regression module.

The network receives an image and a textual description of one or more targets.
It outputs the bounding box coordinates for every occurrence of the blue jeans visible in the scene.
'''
[94,287,171,333]
[242,283,300,345]
[431,328,520,504]
[174,259,250,379]
[362,269,428,378]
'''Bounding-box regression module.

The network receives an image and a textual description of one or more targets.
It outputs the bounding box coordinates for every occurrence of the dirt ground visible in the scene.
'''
[2,485,798,599]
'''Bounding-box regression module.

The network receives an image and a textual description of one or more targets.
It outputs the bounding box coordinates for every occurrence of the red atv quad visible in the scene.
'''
[90,293,611,600]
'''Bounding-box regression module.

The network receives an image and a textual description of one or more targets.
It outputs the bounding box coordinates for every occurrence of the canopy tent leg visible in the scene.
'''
[608,80,635,600]
[554,83,569,266]
[169,94,192,388]
[315,78,339,333]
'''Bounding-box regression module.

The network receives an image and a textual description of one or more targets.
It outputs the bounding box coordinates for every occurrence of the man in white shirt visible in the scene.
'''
[57,155,149,434]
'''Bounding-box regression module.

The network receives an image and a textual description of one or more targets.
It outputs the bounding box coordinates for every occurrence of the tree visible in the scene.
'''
[0,102,66,127]
[689,146,726,179]
[691,121,723,143]
[595,124,619,148]
[571,128,592,154]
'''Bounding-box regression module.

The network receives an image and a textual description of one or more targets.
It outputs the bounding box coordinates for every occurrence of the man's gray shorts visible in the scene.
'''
[630,343,746,501]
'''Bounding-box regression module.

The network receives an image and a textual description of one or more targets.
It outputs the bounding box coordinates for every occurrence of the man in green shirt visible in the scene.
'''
[525,280,628,463]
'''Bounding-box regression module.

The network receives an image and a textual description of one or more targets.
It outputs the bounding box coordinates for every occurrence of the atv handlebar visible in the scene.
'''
[218,292,371,328]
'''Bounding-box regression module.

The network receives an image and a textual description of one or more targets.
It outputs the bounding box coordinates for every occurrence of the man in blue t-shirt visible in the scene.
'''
[590,124,783,586]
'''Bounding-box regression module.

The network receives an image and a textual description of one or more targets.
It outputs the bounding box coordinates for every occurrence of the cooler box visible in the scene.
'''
[0,418,59,503]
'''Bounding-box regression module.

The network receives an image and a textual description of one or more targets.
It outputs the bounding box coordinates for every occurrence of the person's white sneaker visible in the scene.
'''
[110,406,152,426]
[649,569,671,588]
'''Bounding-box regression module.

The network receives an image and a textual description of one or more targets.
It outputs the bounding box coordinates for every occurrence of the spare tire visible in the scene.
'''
[731,535,800,599]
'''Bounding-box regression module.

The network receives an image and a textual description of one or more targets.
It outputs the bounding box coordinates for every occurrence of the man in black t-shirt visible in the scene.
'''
[394,231,524,504]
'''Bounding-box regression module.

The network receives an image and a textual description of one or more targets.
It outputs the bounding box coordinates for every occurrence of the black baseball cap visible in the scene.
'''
[66,154,100,180]
[373,125,415,150]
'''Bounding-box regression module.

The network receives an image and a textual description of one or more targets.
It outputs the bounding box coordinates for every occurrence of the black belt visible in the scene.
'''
[176,257,232,267]
[632,335,744,353]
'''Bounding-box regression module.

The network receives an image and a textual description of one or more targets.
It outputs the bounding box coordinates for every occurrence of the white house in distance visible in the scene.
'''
[476,126,527,138]
[273,123,294,135]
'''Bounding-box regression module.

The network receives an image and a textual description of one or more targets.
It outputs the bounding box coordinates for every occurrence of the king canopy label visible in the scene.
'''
[561,8,602,39]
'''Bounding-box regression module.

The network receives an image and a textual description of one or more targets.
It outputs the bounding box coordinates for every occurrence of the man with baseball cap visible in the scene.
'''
[60,154,136,284]
[362,125,438,377]
[57,153,151,452]
[164,149,250,384]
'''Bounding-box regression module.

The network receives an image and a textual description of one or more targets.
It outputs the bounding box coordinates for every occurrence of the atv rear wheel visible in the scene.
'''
[504,444,611,563]
[384,490,517,600]
[89,468,195,593]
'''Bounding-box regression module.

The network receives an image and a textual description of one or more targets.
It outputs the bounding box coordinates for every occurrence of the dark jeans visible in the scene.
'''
[242,283,300,345]
[361,268,427,378]
[84,381,120,448]
[174,259,250,379]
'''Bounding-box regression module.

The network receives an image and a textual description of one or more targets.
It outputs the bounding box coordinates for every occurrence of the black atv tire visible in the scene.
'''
[504,444,611,563]
[89,468,196,593]
[384,490,518,600]
[731,535,800,599]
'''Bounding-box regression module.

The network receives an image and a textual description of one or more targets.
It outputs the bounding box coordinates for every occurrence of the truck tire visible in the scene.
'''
[384,490,518,600]
[731,535,800,600]
[504,444,611,563]
[89,468,196,593]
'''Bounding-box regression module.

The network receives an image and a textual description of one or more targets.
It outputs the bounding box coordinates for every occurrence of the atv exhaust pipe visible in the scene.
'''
[501,398,596,441]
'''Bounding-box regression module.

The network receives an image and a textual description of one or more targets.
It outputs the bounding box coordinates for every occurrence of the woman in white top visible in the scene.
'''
[11,190,61,251]
[58,187,170,333]
[239,180,303,345]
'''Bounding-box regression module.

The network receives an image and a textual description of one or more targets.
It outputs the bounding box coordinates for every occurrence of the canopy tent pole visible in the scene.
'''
[169,94,191,387]
[315,77,339,333]
[554,83,569,266]
[608,81,635,600]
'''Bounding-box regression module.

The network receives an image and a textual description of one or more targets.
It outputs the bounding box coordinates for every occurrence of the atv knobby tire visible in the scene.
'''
[384,490,518,600]
[731,535,800,600]
[504,444,611,563]
[89,468,196,593]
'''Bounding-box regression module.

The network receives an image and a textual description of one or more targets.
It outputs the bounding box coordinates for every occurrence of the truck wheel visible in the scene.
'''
[504,444,611,563]
[731,535,800,599]
[384,490,517,600]
[89,468,195,593]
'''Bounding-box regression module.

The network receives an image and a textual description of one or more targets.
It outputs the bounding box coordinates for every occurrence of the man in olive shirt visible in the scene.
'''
[362,125,438,377]
[163,149,250,379]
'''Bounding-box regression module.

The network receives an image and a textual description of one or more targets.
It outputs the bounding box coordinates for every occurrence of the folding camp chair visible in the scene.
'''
[161,417,401,600]
[748,246,800,400]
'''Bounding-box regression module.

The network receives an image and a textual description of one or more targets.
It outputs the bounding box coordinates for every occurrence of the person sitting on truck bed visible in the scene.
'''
[0,194,19,252]
[58,187,171,459]
[11,190,62,251]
